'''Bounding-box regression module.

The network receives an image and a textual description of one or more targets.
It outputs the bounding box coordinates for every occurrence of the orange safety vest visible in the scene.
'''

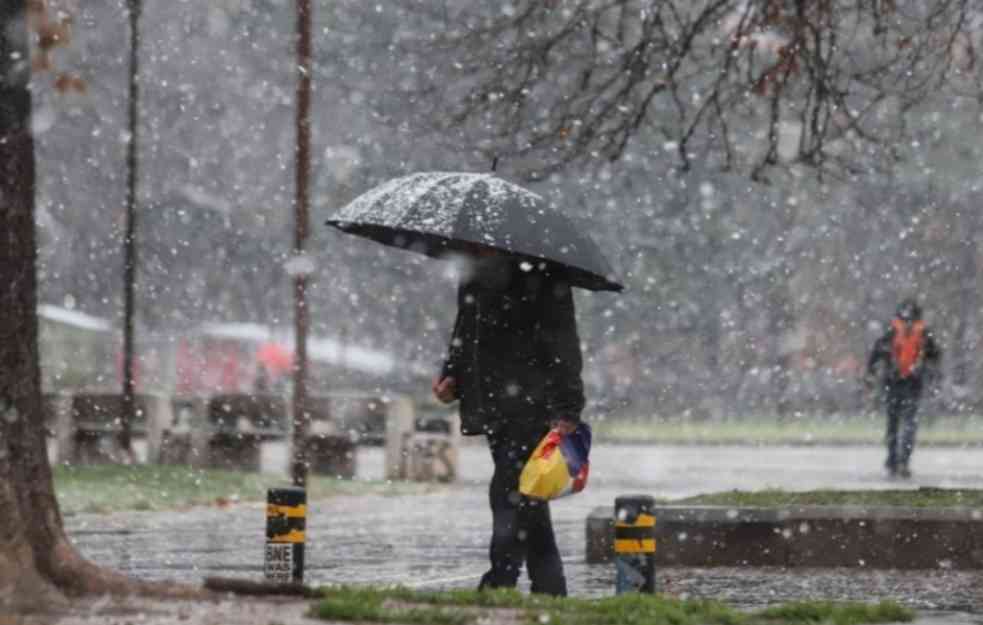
[891,318,925,379]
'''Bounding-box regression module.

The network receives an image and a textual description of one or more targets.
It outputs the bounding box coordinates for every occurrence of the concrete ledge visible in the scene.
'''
[586,505,983,569]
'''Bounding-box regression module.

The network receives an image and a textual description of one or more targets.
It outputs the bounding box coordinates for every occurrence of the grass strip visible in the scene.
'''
[592,416,983,446]
[53,464,432,514]
[673,487,983,508]
[312,586,915,625]
[758,601,914,625]
[314,587,468,625]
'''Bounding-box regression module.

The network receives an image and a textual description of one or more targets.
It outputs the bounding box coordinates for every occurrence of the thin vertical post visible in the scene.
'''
[290,0,313,487]
[120,0,142,459]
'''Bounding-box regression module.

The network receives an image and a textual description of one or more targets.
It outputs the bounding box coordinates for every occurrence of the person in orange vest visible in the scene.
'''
[865,298,941,478]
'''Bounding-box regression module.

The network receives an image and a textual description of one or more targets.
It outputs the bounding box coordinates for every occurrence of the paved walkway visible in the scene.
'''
[66,444,983,611]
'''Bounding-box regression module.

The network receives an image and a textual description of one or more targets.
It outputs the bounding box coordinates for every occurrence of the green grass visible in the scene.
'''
[314,586,471,625]
[53,464,434,515]
[312,587,915,625]
[592,415,983,446]
[673,487,983,508]
[757,601,914,625]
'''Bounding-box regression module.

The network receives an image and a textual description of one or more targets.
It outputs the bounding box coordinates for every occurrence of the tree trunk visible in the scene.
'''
[0,3,194,608]
[1,1,64,605]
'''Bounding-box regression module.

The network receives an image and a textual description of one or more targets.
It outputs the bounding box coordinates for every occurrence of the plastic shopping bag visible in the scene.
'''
[519,423,591,501]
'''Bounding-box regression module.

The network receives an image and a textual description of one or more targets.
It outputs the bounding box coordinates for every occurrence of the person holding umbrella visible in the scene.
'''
[326,172,622,596]
[432,243,583,596]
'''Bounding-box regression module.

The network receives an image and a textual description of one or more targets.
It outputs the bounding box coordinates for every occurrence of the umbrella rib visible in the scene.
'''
[403,173,465,238]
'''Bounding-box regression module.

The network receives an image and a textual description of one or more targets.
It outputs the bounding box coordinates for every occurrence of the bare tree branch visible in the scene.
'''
[402,0,978,179]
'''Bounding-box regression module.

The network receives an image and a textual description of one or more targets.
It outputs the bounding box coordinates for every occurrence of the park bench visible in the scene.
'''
[202,393,288,471]
[65,393,172,464]
[319,391,390,445]
[384,397,460,483]
[294,391,454,479]
[154,396,208,465]
[297,394,360,478]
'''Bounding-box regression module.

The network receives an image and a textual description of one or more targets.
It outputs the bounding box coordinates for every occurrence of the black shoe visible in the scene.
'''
[885,461,897,477]
[478,572,514,592]
[530,577,568,598]
[897,465,912,479]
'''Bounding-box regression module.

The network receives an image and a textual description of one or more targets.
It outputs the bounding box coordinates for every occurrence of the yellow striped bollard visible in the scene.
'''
[614,494,656,593]
[265,487,306,583]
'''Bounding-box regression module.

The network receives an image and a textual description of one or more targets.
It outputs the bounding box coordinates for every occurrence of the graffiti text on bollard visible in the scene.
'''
[265,487,306,583]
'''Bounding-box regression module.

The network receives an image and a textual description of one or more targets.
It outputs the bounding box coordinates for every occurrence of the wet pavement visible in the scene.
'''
[65,443,983,611]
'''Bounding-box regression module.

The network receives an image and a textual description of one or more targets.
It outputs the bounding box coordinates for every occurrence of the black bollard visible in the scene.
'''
[614,494,656,594]
[265,486,306,583]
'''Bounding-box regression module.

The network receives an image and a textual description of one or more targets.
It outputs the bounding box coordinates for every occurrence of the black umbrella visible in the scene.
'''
[325,172,623,292]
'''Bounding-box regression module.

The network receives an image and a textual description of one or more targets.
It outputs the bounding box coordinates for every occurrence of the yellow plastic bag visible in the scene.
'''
[519,424,591,501]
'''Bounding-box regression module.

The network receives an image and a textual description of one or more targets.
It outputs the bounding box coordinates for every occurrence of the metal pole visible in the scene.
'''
[120,0,141,459]
[290,0,312,487]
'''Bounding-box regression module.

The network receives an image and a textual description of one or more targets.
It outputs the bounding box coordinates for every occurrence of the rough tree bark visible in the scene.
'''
[0,2,195,608]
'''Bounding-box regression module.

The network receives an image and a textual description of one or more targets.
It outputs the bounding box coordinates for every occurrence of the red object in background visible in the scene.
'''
[257,342,294,376]
[175,339,200,395]
[116,349,141,390]
[217,344,242,391]
[176,337,252,395]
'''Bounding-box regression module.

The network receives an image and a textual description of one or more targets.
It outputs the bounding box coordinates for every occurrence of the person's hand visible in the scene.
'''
[432,376,457,404]
[551,418,578,435]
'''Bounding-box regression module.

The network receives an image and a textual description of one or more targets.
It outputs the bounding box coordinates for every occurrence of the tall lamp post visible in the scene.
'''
[290,0,313,487]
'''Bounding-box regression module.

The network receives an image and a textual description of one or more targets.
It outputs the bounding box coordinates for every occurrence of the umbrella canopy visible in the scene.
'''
[325,172,623,292]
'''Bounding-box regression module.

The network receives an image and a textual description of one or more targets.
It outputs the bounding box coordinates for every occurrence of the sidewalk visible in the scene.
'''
[64,444,983,612]
[591,419,983,447]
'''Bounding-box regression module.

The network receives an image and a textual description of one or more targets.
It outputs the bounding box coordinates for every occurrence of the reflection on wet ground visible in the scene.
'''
[66,443,983,610]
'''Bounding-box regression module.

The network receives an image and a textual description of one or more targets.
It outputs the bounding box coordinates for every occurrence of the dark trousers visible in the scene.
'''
[479,424,567,597]
[885,383,921,470]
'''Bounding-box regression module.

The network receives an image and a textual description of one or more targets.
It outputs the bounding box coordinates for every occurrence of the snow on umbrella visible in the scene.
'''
[325,172,623,292]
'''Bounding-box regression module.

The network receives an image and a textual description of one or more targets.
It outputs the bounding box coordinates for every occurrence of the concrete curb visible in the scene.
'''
[586,505,983,569]
[593,439,983,448]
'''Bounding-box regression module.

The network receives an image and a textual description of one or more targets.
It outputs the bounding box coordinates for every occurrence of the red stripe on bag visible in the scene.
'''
[538,431,562,460]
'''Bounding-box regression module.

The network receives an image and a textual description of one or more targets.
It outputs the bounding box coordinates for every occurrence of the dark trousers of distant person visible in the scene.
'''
[478,422,567,597]
[884,380,921,474]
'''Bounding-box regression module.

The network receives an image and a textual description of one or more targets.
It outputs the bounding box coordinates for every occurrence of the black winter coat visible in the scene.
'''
[441,260,586,436]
